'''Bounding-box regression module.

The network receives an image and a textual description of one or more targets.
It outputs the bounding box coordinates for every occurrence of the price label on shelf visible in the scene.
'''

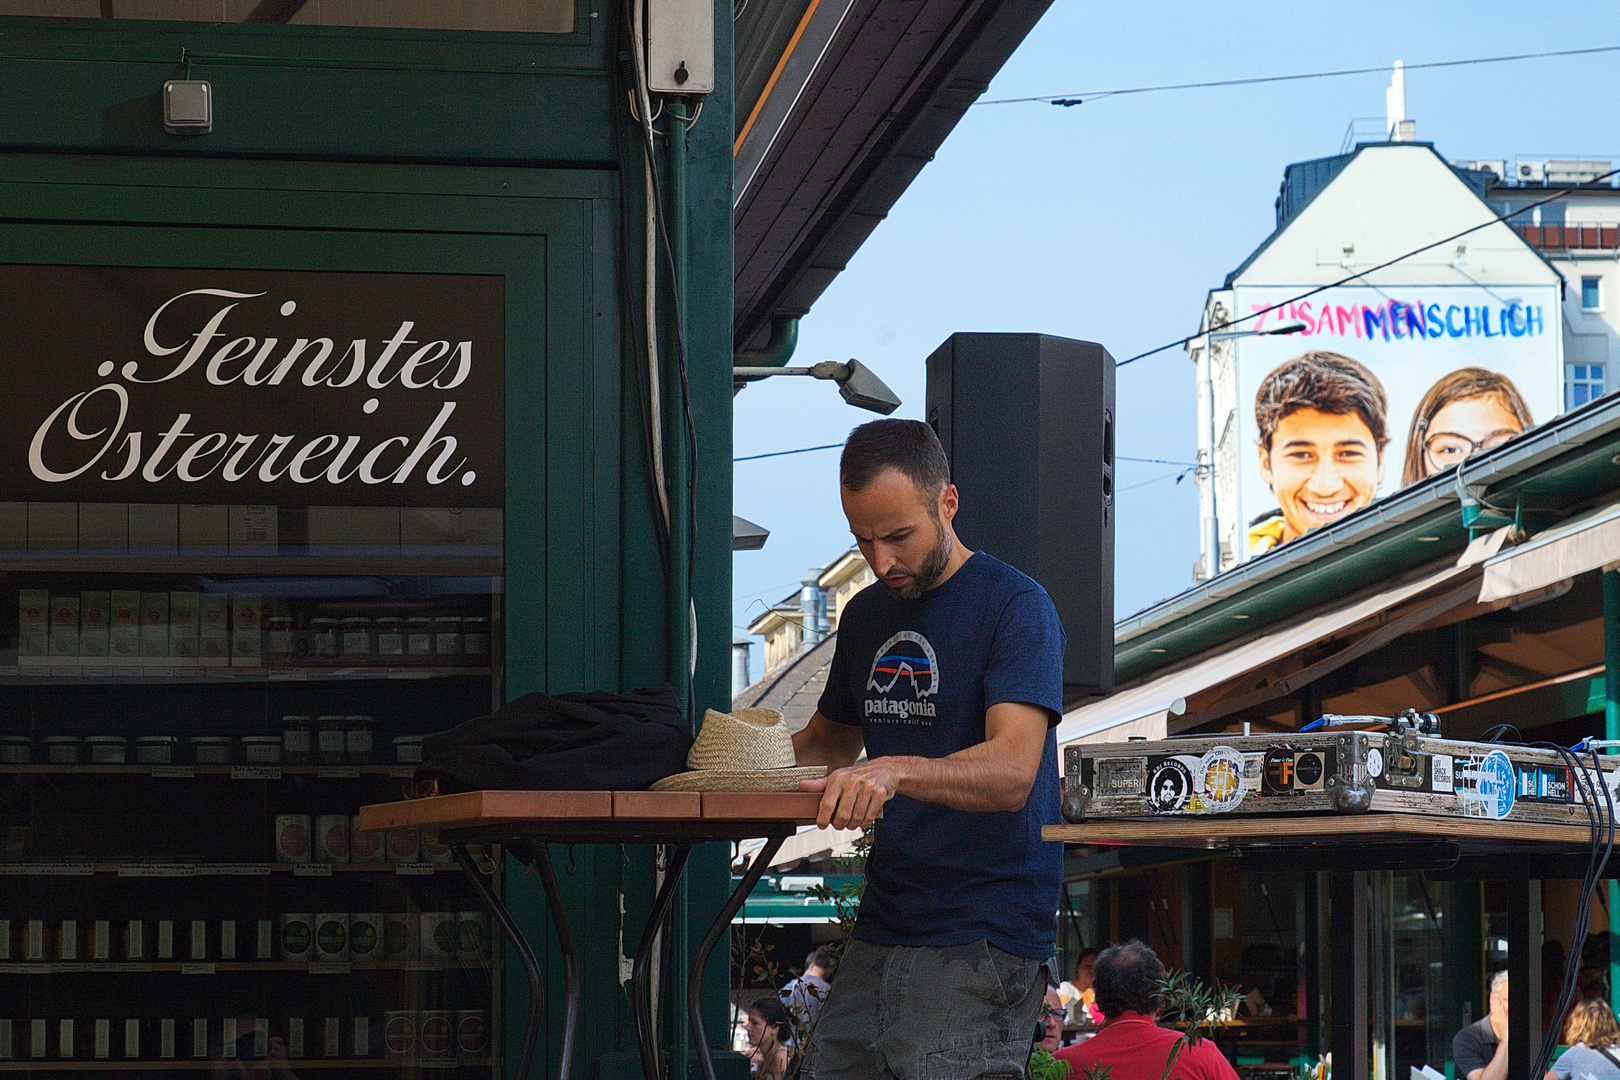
[394,863,434,876]
[315,767,361,779]
[308,962,351,975]
[231,766,283,780]
[19,863,95,876]
[0,964,50,974]
[54,963,87,973]
[389,766,416,778]
[150,766,196,778]
[117,864,198,877]
[293,864,332,877]
[268,670,309,681]
[181,963,216,975]
[211,864,274,876]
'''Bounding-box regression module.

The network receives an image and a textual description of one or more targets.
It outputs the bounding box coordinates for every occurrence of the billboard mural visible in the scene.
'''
[1230,284,1561,559]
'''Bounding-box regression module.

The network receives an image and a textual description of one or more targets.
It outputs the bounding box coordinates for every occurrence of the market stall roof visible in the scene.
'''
[1110,390,1620,688]
[1479,498,1620,603]
[732,0,1057,350]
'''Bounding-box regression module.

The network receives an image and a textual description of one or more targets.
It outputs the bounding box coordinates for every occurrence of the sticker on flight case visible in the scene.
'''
[1094,757,1148,798]
[1241,753,1264,793]
[1459,750,1516,820]
[1198,747,1246,814]
[1516,766,1572,803]
[1431,754,1454,793]
[1366,747,1384,779]
[1146,759,1193,814]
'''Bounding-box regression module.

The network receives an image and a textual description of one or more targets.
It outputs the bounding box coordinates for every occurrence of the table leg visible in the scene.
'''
[687,835,786,1080]
[634,843,694,1080]
[454,844,545,1080]
[533,843,583,1080]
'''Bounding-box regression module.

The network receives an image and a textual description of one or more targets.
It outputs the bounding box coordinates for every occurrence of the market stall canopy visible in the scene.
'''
[1479,500,1620,603]
[732,0,1057,350]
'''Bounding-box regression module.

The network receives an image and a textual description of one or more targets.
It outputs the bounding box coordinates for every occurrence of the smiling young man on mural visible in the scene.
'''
[1248,352,1390,554]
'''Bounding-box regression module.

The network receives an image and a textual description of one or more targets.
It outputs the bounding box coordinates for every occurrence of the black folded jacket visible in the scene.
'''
[417,686,692,793]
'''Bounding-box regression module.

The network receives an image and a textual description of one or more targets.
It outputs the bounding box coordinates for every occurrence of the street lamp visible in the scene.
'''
[732,359,902,415]
[1207,321,1308,341]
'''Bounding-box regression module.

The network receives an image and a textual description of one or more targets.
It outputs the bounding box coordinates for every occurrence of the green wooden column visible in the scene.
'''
[1605,569,1620,1016]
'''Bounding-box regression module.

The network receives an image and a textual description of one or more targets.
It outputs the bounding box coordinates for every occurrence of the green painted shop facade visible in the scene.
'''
[0,4,737,1076]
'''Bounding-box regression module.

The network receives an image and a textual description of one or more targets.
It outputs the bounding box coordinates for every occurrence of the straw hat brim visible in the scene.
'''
[649,765,827,793]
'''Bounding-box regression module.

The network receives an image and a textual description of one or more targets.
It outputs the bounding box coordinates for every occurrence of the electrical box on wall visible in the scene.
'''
[645,0,714,94]
[162,80,212,135]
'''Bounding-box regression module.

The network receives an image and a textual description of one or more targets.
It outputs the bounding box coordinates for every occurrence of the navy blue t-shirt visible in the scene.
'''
[817,551,1065,959]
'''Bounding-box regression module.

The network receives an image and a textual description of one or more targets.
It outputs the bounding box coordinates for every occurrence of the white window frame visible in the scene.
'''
[1582,275,1604,313]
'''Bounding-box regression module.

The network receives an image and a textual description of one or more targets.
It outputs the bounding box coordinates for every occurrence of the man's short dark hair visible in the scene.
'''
[839,419,950,508]
[806,945,838,972]
[1254,351,1389,452]
[1093,940,1166,1018]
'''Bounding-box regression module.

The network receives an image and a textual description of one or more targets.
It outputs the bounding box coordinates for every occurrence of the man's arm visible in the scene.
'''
[801,701,1049,830]
[792,711,865,770]
[1470,1035,1508,1080]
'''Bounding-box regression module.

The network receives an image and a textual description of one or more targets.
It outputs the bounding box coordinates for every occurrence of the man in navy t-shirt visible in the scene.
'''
[793,418,1065,1079]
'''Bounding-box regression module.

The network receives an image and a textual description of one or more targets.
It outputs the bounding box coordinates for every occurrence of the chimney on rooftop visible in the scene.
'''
[1386,61,1415,142]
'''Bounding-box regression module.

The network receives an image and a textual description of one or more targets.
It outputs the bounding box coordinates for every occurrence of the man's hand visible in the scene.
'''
[799,701,1050,828]
[800,757,904,830]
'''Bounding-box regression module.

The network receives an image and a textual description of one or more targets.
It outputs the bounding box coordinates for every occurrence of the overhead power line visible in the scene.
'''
[1116,165,1620,368]
[977,44,1620,106]
[737,442,1199,466]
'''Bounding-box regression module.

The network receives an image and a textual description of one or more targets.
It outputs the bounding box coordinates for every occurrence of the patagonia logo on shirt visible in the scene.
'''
[863,631,939,722]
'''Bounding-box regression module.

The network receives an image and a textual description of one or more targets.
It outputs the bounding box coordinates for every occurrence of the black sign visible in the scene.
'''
[0,266,504,507]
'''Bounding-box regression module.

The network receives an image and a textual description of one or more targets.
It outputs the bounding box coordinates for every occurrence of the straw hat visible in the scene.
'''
[649,708,826,792]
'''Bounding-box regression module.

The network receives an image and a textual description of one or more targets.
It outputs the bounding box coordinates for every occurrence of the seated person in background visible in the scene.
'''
[780,945,837,1034]
[744,996,794,1080]
[1546,999,1620,1080]
[1454,971,1509,1080]
[1053,940,1240,1080]
[1061,947,1104,1025]
[1038,986,1066,1054]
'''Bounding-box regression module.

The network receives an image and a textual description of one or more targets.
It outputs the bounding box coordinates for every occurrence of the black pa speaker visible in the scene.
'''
[926,333,1114,698]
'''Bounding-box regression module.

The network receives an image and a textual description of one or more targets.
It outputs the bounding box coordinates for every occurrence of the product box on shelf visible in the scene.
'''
[139,592,169,661]
[17,588,47,664]
[169,591,199,661]
[109,590,140,666]
[231,593,262,666]
[48,594,79,658]
[198,593,229,667]
[80,591,110,660]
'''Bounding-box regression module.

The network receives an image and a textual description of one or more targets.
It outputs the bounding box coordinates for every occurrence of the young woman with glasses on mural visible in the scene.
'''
[1401,368,1535,485]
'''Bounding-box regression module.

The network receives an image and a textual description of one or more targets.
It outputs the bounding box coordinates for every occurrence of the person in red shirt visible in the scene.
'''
[1054,941,1240,1080]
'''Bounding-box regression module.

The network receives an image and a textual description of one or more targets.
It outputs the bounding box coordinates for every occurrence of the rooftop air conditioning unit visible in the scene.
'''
[1518,161,1546,183]
[1458,160,1507,181]
[1547,159,1612,185]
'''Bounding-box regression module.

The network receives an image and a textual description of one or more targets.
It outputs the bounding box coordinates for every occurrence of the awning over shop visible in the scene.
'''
[735,896,842,924]
[1056,528,1510,745]
[1479,500,1620,603]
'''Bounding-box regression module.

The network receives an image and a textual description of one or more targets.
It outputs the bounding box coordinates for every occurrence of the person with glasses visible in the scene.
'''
[1400,368,1534,486]
[1038,987,1067,1053]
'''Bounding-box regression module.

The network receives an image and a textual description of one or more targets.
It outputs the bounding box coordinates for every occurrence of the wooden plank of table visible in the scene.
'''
[357,790,614,833]
[614,790,703,819]
[1042,814,1598,848]
[700,792,823,821]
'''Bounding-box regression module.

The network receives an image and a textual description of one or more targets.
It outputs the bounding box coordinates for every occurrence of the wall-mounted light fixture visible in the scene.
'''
[732,359,901,415]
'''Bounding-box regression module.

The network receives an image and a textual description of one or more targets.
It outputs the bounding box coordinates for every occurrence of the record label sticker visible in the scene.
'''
[1431,755,1454,792]
[1147,759,1193,814]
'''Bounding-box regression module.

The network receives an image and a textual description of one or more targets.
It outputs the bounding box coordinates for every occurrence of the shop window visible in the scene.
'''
[1583,276,1604,312]
[0,0,575,32]
[1569,363,1607,408]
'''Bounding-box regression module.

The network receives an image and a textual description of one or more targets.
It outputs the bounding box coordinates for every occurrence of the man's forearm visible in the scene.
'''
[887,742,1038,812]
[1480,1036,1511,1080]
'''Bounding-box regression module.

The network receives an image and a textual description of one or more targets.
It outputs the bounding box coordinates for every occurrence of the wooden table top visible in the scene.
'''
[1043,813,1601,849]
[358,789,824,835]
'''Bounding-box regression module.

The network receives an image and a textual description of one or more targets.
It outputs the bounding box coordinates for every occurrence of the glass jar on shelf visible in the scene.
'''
[309,617,340,664]
[462,616,490,662]
[433,616,463,662]
[375,616,405,663]
[406,617,434,664]
[340,616,373,664]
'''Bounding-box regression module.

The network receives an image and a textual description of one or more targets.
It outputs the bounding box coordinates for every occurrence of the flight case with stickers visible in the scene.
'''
[1061,713,1620,826]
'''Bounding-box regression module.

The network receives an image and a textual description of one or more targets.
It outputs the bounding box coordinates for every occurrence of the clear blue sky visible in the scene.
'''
[731,0,1620,663]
